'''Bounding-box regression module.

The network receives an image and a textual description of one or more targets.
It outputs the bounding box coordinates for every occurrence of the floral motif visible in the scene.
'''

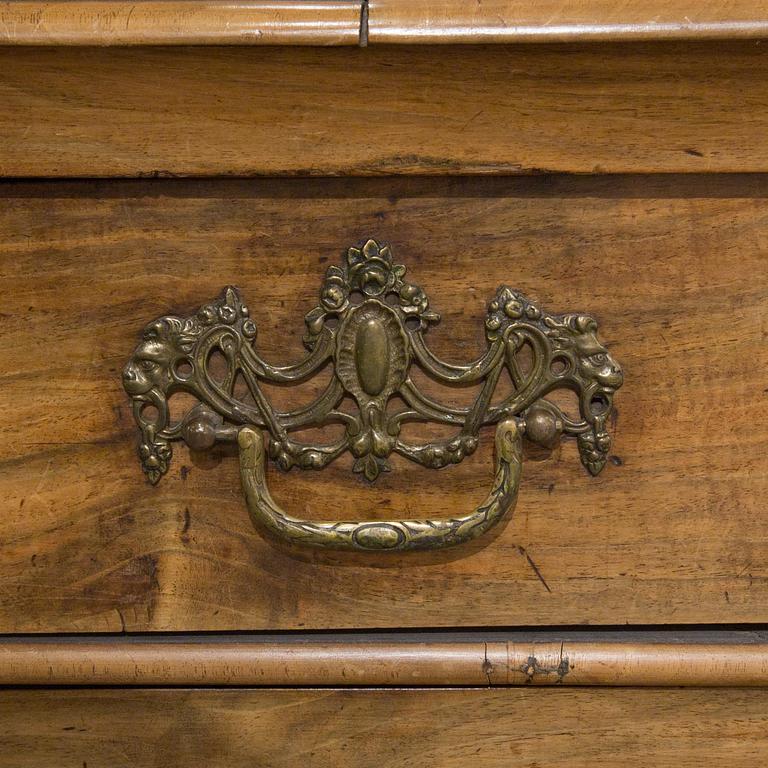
[138,436,172,485]
[305,239,439,348]
[577,429,613,476]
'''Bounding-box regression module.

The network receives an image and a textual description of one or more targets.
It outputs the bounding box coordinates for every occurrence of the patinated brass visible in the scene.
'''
[239,419,522,551]
[123,238,623,550]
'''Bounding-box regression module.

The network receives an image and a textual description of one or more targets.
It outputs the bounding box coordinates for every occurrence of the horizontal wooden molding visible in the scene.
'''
[1,640,767,686]
[368,0,768,44]
[0,1,362,46]
[1,0,768,45]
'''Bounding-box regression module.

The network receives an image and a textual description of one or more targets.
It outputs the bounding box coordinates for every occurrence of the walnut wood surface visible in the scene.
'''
[1,639,767,686]
[1,688,768,766]
[0,1,362,45]
[369,0,768,43]
[3,0,767,45]
[1,174,767,632]
[4,43,768,176]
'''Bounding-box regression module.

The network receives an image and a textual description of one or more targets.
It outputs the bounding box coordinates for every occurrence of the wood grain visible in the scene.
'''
[0,1,362,46]
[1,175,767,632]
[369,0,768,43]
[1,688,768,766]
[4,43,768,176]
[4,0,768,45]
[1,639,768,686]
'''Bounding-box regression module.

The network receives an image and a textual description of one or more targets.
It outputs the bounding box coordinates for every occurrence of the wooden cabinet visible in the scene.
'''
[1,2,768,764]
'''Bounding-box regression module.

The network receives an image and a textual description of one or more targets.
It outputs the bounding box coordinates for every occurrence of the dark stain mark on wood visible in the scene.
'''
[358,0,369,47]
[519,653,570,683]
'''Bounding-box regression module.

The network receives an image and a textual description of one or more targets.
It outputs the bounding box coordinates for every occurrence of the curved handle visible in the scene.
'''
[238,419,523,552]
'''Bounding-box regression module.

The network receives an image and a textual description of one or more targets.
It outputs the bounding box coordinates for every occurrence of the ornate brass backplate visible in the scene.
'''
[123,239,623,551]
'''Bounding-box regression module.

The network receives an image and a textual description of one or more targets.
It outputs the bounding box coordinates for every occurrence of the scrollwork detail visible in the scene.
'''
[123,239,622,484]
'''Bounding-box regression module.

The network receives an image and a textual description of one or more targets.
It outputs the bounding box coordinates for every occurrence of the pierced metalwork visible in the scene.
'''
[122,239,622,551]
[124,238,622,484]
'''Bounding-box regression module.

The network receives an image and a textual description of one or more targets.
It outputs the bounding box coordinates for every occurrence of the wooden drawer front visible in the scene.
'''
[2,688,767,766]
[5,44,768,177]
[1,174,766,632]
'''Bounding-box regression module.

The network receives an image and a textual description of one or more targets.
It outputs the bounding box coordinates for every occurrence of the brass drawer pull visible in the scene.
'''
[237,419,521,551]
[123,239,622,551]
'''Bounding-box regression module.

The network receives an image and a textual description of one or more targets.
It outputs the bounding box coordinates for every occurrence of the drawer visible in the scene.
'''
[1,174,766,632]
[4,44,768,177]
[2,687,768,767]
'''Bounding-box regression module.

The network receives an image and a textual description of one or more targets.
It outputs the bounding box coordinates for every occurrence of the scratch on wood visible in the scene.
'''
[34,459,53,494]
[482,642,494,685]
[517,545,552,593]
